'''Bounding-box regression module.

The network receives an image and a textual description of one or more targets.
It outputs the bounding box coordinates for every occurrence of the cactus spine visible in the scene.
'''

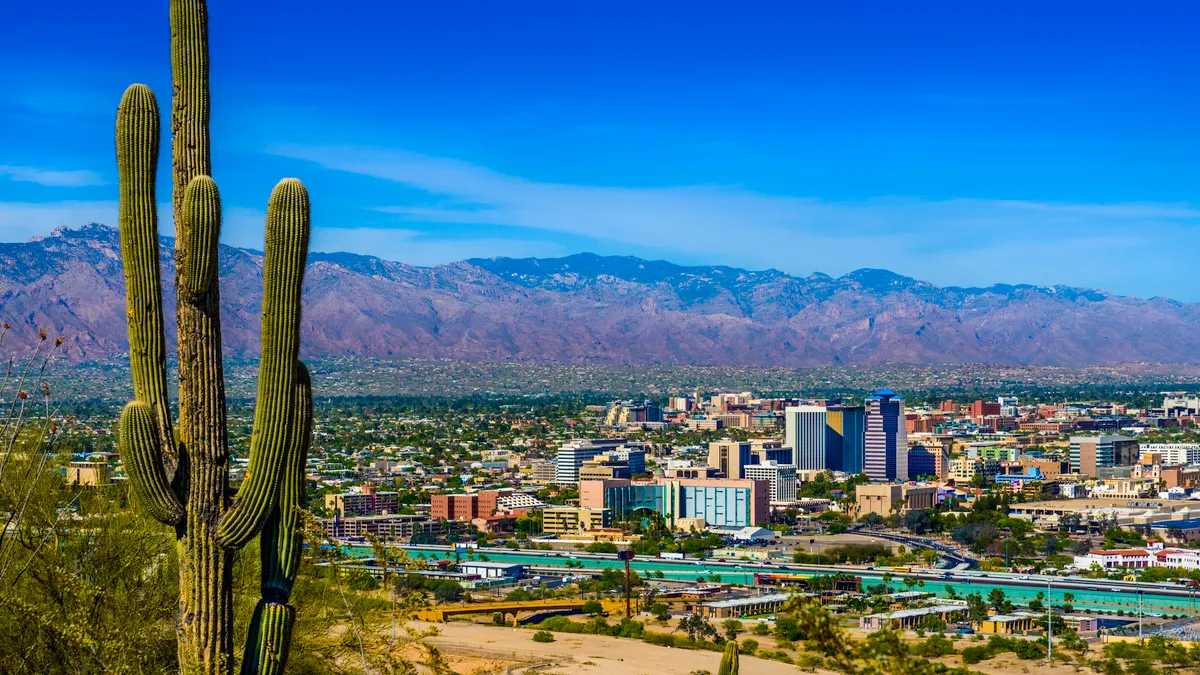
[115,2,311,673]
[718,640,740,675]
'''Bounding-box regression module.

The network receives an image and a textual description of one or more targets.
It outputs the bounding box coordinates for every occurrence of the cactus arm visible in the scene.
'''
[120,401,185,526]
[242,361,310,675]
[116,83,181,485]
[217,179,310,549]
[180,175,221,301]
[259,361,312,599]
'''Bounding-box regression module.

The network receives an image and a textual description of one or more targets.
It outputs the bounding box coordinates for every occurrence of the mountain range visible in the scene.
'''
[1,223,1197,367]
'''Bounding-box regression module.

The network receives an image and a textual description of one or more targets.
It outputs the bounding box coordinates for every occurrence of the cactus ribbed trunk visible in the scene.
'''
[170,1,234,672]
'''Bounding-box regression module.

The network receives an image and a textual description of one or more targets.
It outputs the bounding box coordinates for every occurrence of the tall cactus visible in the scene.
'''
[115,2,312,673]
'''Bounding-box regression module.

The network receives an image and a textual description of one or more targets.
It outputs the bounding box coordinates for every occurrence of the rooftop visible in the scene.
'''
[703,593,792,609]
[868,604,968,620]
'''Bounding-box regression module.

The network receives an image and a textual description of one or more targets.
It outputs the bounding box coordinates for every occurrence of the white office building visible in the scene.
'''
[744,461,799,504]
[555,438,646,484]
[1140,443,1200,466]
[785,405,829,471]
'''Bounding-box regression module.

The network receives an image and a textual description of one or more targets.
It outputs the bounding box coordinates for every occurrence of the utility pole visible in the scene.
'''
[619,550,635,618]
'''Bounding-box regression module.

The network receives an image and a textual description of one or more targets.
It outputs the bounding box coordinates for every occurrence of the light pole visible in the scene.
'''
[1136,567,1143,643]
[1046,576,1053,663]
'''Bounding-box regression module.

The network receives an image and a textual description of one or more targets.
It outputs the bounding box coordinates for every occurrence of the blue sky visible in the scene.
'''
[3,1,1200,298]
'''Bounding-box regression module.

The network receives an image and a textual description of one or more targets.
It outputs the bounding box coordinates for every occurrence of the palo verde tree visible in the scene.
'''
[115,1,312,673]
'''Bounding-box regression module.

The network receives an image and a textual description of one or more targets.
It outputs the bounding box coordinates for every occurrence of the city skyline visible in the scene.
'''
[4,3,1200,298]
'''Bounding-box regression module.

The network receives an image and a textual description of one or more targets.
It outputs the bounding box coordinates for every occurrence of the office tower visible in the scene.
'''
[786,405,865,473]
[555,438,631,484]
[865,389,907,482]
[828,405,865,474]
[605,400,664,425]
[744,461,799,504]
[708,440,755,478]
[1069,434,1138,477]
[907,443,948,480]
[785,406,830,470]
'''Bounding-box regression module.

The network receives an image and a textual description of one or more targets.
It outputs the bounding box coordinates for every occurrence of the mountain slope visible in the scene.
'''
[1,224,1197,367]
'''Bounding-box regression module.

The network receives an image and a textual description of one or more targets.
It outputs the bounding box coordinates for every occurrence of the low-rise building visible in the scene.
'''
[530,462,558,483]
[322,514,459,541]
[457,561,525,579]
[1072,548,1155,570]
[976,612,1040,634]
[542,506,611,535]
[67,460,110,487]
[856,483,937,517]
[581,477,771,528]
[697,592,790,619]
[949,456,1002,483]
[325,486,401,517]
[860,604,969,631]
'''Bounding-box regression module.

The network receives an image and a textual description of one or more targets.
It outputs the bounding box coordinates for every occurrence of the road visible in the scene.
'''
[375,544,1200,614]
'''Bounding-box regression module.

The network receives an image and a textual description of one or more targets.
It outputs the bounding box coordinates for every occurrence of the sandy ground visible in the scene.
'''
[415,621,811,675]
[935,651,1083,675]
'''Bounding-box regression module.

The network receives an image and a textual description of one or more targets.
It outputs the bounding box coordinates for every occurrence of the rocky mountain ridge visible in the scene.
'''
[1,223,1195,367]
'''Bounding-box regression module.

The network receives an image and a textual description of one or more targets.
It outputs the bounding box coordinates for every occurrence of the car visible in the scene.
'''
[978,574,989,578]
[1088,586,1098,591]
[1111,587,1123,593]
[1018,575,1030,580]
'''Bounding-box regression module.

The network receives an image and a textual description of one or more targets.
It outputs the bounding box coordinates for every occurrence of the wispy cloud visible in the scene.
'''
[272,144,1200,294]
[0,165,105,187]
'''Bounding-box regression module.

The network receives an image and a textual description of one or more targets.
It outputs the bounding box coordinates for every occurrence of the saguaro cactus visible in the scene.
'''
[115,2,312,674]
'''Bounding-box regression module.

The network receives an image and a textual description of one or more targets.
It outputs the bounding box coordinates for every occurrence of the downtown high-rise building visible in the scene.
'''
[784,405,865,472]
[827,405,865,474]
[864,389,907,482]
[785,406,830,470]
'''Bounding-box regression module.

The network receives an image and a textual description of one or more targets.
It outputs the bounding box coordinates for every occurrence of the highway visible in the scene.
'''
[373,544,1200,614]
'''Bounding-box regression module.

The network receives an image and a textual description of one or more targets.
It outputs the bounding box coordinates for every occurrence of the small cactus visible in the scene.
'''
[718,639,740,675]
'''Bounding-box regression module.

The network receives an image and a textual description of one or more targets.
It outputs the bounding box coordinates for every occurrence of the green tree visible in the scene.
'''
[434,584,464,603]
